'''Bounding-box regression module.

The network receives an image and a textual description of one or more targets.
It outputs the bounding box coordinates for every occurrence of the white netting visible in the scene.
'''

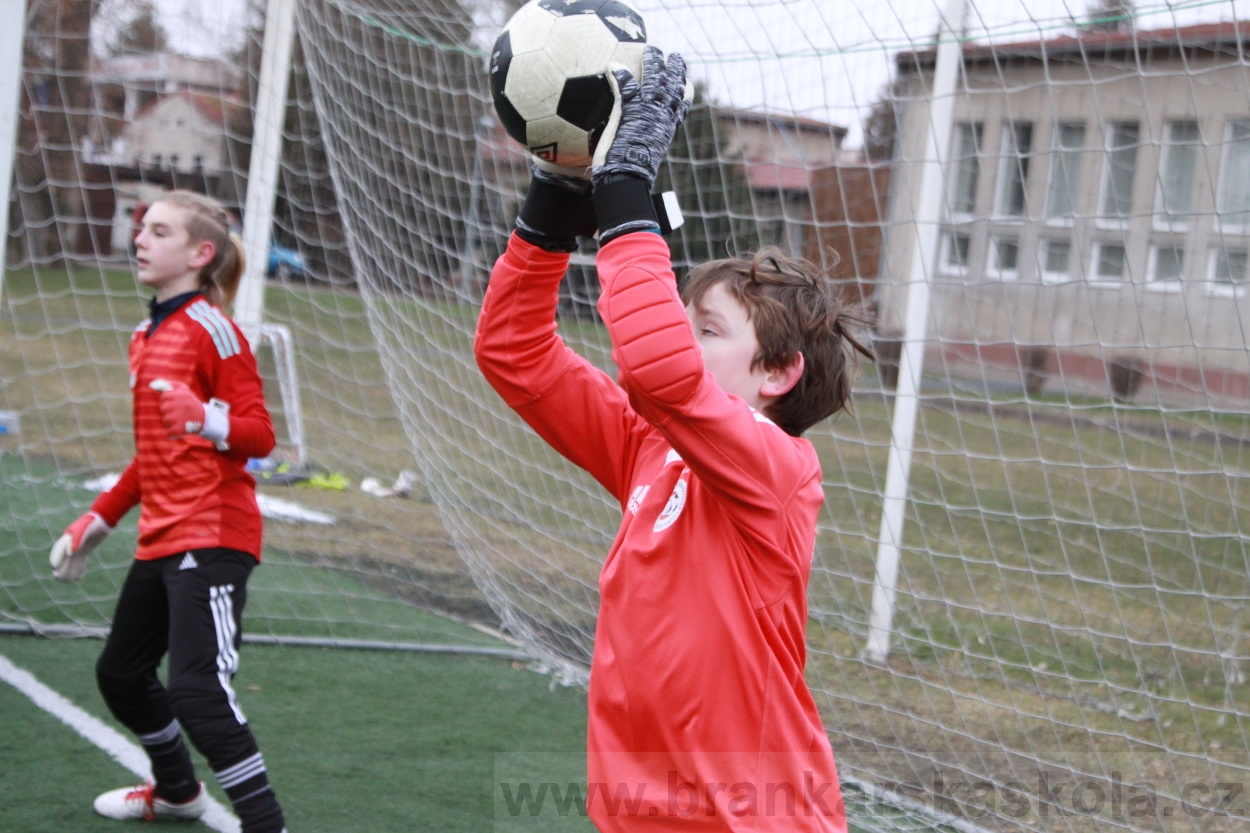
[4,0,1250,829]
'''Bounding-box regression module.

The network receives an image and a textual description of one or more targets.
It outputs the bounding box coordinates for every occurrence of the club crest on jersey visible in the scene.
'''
[653,478,687,532]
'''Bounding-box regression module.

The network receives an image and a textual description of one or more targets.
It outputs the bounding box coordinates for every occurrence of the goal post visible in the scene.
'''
[234,0,297,347]
[863,0,967,666]
[0,5,28,297]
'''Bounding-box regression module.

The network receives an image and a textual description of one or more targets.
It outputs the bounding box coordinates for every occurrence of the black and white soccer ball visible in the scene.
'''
[490,0,647,169]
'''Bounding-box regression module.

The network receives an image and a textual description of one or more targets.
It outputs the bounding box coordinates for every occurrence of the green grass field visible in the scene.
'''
[0,633,591,833]
[0,630,952,833]
[4,261,1249,832]
[0,450,941,833]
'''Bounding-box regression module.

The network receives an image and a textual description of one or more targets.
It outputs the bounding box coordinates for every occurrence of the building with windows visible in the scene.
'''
[879,23,1250,402]
[100,91,247,255]
[117,91,241,176]
[93,53,246,122]
[475,108,846,314]
[479,107,845,258]
[716,108,847,257]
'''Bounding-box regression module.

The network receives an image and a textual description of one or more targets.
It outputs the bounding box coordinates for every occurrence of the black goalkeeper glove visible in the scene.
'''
[591,47,692,245]
[587,47,690,246]
[592,47,695,243]
[593,47,692,187]
[514,159,597,253]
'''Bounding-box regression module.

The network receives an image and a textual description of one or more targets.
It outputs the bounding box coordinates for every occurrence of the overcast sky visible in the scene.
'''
[137,0,1250,147]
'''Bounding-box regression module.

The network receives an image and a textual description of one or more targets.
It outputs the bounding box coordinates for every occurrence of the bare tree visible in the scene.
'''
[15,0,101,263]
[863,78,907,164]
[1081,0,1135,32]
[102,0,168,56]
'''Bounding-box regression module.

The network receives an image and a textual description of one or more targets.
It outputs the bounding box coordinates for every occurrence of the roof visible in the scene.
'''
[132,91,246,127]
[742,161,811,191]
[476,112,845,183]
[712,106,848,139]
[897,21,1249,71]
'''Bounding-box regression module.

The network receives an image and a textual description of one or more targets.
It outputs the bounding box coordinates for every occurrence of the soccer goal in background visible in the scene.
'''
[4,0,1249,830]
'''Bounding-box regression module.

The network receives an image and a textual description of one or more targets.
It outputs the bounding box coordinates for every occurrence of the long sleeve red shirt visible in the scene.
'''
[475,233,846,832]
[92,296,275,561]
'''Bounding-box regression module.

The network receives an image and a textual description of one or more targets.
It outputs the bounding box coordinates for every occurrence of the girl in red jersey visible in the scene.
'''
[49,191,287,832]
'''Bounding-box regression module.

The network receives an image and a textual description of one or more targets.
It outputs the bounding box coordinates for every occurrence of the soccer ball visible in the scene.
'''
[490,0,647,169]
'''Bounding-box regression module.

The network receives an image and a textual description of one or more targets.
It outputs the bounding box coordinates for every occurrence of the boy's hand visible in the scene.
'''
[515,162,598,253]
[592,47,693,188]
[49,512,110,582]
[532,157,590,184]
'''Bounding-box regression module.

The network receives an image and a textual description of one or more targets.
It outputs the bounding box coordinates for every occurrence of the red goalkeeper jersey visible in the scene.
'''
[91,294,275,561]
[476,233,846,832]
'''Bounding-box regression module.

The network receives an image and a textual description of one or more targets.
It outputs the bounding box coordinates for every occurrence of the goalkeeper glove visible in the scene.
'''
[49,512,110,582]
[514,160,597,253]
[591,47,692,246]
[150,379,230,447]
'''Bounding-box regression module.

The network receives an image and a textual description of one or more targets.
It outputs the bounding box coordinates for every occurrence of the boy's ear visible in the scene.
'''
[760,352,805,399]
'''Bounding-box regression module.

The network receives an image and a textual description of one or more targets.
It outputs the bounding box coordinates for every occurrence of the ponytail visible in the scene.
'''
[208,232,246,308]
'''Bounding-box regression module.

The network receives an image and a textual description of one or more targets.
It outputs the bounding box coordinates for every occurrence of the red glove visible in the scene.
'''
[151,379,206,438]
[49,511,111,582]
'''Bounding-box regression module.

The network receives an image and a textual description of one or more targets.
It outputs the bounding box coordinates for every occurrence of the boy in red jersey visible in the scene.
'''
[476,47,872,832]
[49,191,288,833]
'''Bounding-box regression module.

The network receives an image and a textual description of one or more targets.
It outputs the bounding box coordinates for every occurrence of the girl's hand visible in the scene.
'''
[150,380,230,447]
[49,512,111,582]
[150,379,206,438]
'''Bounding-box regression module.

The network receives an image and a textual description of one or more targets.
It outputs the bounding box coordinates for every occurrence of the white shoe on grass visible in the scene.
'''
[93,781,207,821]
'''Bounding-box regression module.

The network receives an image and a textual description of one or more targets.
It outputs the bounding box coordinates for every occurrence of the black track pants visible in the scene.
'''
[96,548,285,833]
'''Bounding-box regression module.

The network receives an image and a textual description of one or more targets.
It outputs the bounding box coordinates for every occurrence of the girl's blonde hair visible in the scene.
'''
[153,190,246,308]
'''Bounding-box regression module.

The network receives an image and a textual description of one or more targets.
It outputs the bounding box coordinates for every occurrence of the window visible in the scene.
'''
[1217,121,1250,229]
[941,232,972,274]
[948,123,983,217]
[152,154,163,166]
[1147,244,1184,288]
[996,122,1033,217]
[1156,121,1199,228]
[1093,242,1128,283]
[1209,247,1248,295]
[1100,122,1140,222]
[169,154,180,169]
[1039,239,1074,282]
[990,237,1020,279]
[1046,123,1085,221]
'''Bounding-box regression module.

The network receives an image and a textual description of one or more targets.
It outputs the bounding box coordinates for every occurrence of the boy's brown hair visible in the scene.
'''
[681,247,875,437]
[156,190,246,308]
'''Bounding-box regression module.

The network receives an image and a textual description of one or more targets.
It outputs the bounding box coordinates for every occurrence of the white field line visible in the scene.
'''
[0,653,240,833]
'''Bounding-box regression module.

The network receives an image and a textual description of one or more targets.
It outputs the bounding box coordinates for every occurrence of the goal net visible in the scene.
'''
[5,0,1249,829]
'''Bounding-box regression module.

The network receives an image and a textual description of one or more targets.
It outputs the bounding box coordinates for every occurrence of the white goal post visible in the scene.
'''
[0,4,28,302]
